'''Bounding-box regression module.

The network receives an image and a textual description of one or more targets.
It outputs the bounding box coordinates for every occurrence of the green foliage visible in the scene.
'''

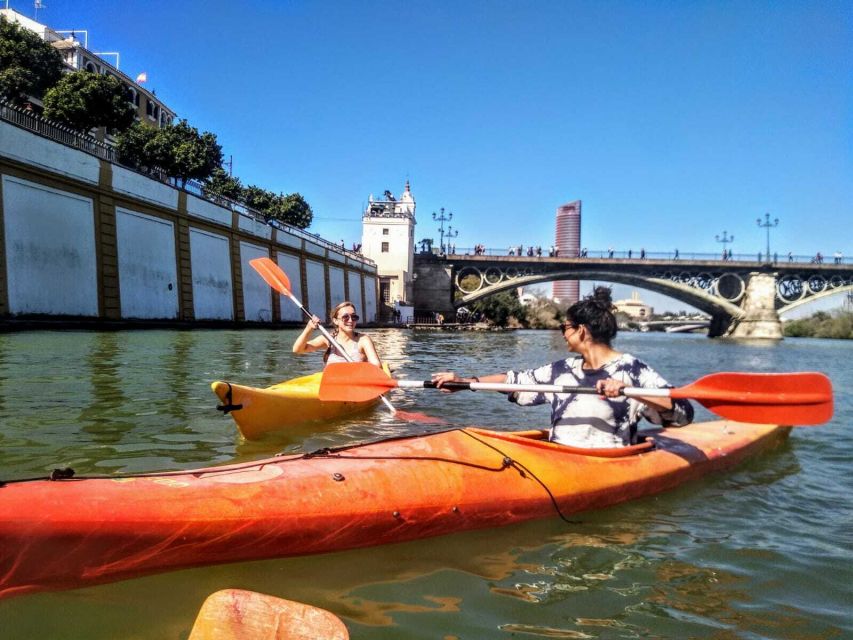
[147,119,222,184]
[42,71,135,132]
[116,119,222,184]
[242,186,313,229]
[783,310,853,339]
[202,167,243,202]
[116,121,158,170]
[272,192,313,228]
[0,16,64,104]
[242,185,276,212]
[523,295,565,329]
[470,290,527,328]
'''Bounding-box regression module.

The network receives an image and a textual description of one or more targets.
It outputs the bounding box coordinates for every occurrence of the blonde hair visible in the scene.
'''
[330,301,357,321]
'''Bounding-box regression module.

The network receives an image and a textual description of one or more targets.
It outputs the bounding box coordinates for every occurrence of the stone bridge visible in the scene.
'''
[412,254,853,339]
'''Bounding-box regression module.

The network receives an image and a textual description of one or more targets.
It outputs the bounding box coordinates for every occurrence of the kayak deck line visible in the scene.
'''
[0,421,791,601]
[0,427,657,487]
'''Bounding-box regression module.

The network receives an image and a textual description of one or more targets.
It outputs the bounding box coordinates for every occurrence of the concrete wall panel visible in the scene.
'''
[237,215,272,240]
[329,266,346,310]
[116,208,179,318]
[304,241,325,257]
[187,194,232,226]
[2,175,98,315]
[275,231,301,249]
[0,122,100,184]
[276,252,303,322]
[347,270,364,314]
[190,228,233,320]
[364,276,378,322]
[305,259,326,319]
[112,165,179,209]
[240,241,272,322]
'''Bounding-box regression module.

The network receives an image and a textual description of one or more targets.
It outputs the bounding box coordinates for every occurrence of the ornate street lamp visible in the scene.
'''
[756,213,779,261]
[715,230,734,259]
[433,207,454,254]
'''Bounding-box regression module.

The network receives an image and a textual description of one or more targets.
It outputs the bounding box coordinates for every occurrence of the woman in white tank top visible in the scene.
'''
[292,301,382,367]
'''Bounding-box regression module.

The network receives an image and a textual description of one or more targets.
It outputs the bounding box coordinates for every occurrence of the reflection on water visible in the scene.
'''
[0,330,851,639]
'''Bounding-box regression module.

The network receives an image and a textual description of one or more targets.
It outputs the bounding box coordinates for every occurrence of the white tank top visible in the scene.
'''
[325,336,366,365]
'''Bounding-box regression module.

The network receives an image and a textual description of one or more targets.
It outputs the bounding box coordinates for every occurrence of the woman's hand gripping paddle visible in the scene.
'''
[249,257,444,424]
[319,362,834,426]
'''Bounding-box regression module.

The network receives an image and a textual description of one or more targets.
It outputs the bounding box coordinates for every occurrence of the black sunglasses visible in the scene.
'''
[338,313,359,322]
[559,322,578,333]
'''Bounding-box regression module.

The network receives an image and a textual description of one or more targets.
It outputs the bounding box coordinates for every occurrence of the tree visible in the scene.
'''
[116,121,158,170]
[145,119,222,185]
[470,290,527,328]
[0,16,64,105]
[202,167,243,202]
[269,192,313,229]
[523,295,564,329]
[42,71,136,132]
[242,185,276,214]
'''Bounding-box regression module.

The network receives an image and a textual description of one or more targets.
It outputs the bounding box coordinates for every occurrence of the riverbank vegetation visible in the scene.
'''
[784,310,853,339]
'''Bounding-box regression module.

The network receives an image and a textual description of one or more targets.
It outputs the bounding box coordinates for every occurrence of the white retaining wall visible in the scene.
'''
[239,241,272,322]
[2,175,98,315]
[116,208,179,319]
[189,228,233,320]
[275,252,303,322]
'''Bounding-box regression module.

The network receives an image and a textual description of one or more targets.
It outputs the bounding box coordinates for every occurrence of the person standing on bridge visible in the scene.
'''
[432,287,693,448]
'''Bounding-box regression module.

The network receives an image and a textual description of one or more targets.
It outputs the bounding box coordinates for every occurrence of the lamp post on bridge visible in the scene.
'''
[756,212,779,262]
[432,207,455,254]
[715,230,734,259]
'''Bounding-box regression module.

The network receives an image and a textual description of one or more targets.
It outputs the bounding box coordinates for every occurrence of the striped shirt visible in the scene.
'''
[506,353,694,448]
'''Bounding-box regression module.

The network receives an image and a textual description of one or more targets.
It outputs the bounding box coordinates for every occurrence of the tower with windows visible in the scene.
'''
[361,181,416,313]
[553,200,581,303]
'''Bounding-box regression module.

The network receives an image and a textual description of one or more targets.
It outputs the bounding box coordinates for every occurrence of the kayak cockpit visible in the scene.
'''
[464,427,655,458]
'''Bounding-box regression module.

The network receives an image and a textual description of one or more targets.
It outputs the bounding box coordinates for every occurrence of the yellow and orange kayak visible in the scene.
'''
[0,420,790,600]
[211,366,390,439]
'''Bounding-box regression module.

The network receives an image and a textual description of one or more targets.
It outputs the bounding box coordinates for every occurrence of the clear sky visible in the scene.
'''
[11,0,852,310]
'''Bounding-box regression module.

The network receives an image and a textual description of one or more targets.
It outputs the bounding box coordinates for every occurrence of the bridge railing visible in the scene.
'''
[447,248,851,265]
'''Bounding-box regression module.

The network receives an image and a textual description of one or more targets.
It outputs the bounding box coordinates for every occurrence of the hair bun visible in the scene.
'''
[591,286,613,309]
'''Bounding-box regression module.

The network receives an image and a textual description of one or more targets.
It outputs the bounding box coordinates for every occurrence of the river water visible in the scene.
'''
[0,329,850,639]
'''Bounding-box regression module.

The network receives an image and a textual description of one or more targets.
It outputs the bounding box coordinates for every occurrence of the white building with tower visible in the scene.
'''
[361,181,416,319]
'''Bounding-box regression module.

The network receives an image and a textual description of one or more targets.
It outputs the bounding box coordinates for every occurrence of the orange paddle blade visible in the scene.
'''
[319,362,398,402]
[673,372,833,425]
[249,257,292,296]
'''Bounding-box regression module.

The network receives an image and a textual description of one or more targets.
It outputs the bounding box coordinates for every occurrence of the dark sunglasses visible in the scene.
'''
[559,322,578,333]
[338,313,359,322]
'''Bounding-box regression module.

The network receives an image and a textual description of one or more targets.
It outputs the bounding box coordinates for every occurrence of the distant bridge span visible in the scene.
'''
[412,254,853,339]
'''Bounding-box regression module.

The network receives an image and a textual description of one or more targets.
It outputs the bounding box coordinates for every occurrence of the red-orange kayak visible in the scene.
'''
[0,420,789,600]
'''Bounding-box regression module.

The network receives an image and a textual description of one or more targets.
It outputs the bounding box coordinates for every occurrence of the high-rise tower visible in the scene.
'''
[553,200,581,303]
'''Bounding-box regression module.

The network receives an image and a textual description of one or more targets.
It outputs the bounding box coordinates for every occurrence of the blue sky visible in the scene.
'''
[11,0,852,310]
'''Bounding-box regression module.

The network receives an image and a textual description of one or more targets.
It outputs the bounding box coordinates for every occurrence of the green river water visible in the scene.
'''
[0,329,850,639]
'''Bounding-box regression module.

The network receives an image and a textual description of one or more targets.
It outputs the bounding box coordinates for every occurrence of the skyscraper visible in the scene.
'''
[553,200,581,303]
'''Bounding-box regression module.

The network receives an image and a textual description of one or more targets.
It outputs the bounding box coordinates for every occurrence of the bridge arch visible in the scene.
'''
[455,269,743,320]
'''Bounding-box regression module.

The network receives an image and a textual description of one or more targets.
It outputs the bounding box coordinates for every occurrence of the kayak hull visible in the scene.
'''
[0,421,790,600]
[211,370,382,439]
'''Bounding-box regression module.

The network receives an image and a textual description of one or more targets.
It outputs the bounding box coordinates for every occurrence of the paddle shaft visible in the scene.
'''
[395,380,671,397]
[393,380,829,404]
